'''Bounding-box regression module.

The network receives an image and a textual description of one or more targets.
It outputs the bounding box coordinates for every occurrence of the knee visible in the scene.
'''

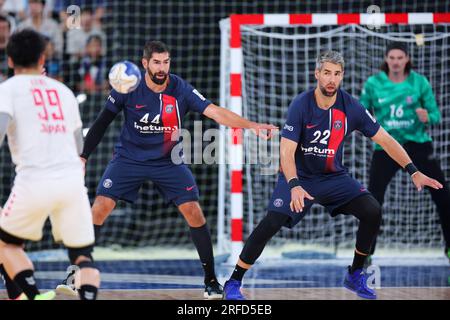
[92,196,115,221]
[365,200,382,227]
[179,201,205,227]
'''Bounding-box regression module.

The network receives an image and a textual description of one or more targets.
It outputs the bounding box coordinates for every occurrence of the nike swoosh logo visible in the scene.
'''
[136,104,146,109]
[186,186,195,191]
[306,124,318,129]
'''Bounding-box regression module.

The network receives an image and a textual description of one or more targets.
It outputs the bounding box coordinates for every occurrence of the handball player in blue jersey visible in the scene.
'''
[56,41,277,299]
[223,50,443,300]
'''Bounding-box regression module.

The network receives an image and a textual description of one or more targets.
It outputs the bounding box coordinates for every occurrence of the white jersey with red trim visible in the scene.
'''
[0,75,83,179]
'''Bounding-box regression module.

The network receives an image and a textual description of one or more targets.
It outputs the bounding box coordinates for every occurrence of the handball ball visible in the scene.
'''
[108,60,142,94]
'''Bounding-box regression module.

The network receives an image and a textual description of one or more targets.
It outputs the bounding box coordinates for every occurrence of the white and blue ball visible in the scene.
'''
[108,60,142,94]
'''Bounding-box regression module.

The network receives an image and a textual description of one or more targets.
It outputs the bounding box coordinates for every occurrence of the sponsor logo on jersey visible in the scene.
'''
[333,120,343,130]
[284,124,294,131]
[273,198,284,207]
[301,145,335,156]
[108,95,116,104]
[384,119,414,128]
[134,122,178,133]
[103,179,113,189]
[165,104,174,113]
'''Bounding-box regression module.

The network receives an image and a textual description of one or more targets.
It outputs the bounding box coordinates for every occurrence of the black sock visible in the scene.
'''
[351,251,367,273]
[94,224,101,244]
[230,264,248,282]
[0,264,22,299]
[189,223,217,284]
[78,284,98,300]
[13,269,39,300]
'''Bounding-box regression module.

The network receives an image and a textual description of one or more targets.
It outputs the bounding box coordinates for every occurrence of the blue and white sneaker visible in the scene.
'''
[223,279,245,300]
[343,266,377,299]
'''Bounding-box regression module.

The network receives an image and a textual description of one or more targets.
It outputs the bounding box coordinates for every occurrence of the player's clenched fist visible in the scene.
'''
[290,186,314,213]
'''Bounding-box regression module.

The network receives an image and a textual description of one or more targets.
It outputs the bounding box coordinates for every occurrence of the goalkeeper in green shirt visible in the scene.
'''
[360,42,450,261]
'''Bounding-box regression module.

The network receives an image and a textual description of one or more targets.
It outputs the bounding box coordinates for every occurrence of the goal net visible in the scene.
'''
[219,14,450,259]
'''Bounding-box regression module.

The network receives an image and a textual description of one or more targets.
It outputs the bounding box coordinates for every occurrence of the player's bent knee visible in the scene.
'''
[92,196,116,222]
[68,245,94,266]
[365,197,382,226]
[179,201,206,225]
[93,196,116,213]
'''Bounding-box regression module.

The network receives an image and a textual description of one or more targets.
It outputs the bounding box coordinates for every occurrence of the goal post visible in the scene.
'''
[218,13,450,262]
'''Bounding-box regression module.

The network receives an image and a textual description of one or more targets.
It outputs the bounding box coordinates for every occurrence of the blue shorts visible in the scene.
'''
[267,172,370,228]
[96,155,199,206]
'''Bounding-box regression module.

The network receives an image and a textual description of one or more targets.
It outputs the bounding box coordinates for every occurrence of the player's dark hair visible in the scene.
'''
[6,29,46,68]
[86,34,102,46]
[143,40,170,60]
[0,14,11,31]
[381,41,412,75]
[81,7,93,15]
[29,0,46,5]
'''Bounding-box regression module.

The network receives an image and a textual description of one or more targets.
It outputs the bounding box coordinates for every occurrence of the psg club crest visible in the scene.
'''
[165,104,174,113]
[273,198,283,207]
[103,179,113,189]
[333,120,343,130]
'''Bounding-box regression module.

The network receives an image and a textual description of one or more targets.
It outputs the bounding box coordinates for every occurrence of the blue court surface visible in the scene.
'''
[10,258,449,290]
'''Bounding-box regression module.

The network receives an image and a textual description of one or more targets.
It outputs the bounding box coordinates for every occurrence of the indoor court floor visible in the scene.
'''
[1,258,448,300]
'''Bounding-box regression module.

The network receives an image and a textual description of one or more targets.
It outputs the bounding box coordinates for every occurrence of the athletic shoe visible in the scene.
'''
[34,291,56,300]
[223,279,245,300]
[55,270,78,296]
[343,266,377,299]
[204,280,223,300]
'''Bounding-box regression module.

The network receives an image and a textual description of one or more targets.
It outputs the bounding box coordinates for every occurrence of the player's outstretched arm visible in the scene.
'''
[280,137,314,213]
[203,104,278,139]
[80,108,117,161]
[371,127,443,191]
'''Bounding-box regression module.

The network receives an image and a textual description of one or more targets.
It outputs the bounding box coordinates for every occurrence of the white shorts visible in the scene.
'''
[0,175,94,248]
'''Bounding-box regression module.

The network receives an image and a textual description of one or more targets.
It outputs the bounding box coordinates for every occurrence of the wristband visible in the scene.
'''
[288,177,300,190]
[405,163,418,176]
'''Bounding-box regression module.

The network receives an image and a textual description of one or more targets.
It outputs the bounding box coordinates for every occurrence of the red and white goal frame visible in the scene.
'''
[217,13,450,263]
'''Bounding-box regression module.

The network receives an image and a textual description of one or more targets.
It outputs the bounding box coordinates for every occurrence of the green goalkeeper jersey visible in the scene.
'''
[360,71,441,150]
